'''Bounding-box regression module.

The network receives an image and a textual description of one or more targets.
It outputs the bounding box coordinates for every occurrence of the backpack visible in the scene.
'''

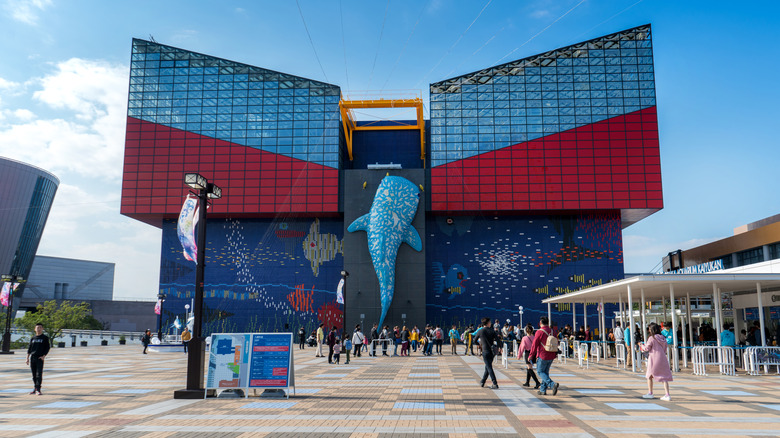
[435,328,443,340]
[542,328,559,352]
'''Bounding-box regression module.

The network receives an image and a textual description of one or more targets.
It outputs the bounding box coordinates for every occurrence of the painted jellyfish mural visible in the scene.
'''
[348,175,422,328]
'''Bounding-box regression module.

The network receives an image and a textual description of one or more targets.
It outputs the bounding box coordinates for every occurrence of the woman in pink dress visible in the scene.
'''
[640,322,673,401]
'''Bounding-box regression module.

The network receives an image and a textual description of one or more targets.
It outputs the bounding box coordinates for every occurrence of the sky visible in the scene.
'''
[0,0,778,301]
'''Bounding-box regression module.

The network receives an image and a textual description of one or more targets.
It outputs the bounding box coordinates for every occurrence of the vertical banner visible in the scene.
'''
[177,194,200,263]
[154,300,161,315]
[336,278,345,304]
[0,282,11,306]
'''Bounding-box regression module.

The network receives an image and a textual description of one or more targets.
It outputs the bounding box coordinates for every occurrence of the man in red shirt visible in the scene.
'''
[529,316,560,396]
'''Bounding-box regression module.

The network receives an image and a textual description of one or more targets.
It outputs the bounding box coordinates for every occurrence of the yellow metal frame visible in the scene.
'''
[339,97,425,162]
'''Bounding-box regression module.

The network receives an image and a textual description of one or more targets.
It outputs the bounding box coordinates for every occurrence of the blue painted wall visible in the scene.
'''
[159,217,344,336]
[425,213,623,329]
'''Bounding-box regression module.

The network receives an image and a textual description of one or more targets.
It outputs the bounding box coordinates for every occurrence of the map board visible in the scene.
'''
[206,332,294,397]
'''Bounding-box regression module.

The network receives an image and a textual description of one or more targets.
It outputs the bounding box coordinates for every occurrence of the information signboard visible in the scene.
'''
[206,332,294,398]
[249,333,293,388]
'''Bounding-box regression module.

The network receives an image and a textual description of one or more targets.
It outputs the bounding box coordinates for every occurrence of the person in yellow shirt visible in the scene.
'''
[181,327,192,354]
[410,326,420,353]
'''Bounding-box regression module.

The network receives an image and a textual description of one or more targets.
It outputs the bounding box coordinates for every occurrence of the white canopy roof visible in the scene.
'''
[541,273,780,304]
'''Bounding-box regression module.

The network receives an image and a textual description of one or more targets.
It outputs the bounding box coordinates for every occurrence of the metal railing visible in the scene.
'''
[578,343,589,369]
[558,340,568,364]
[692,346,735,376]
[615,343,627,369]
[743,346,780,376]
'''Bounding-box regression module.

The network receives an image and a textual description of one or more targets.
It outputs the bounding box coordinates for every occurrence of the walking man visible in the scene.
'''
[181,326,191,354]
[529,316,560,396]
[142,329,151,354]
[474,317,500,389]
[26,323,50,395]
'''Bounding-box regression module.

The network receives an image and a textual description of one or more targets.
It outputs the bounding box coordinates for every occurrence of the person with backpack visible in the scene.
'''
[434,325,444,355]
[352,325,365,358]
[529,316,560,396]
[474,317,501,389]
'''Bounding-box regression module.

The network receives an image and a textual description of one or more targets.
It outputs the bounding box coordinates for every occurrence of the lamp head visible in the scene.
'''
[207,183,222,199]
[184,173,208,190]
[340,270,349,278]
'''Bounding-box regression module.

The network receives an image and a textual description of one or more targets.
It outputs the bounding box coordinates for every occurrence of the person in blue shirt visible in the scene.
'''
[720,323,735,347]
[661,322,673,345]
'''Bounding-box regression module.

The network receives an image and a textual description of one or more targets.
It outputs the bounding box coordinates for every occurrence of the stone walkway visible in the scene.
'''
[1,346,779,437]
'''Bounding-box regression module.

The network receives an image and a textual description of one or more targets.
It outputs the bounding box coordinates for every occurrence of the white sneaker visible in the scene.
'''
[642,393,654,399]
[660,394,671,401]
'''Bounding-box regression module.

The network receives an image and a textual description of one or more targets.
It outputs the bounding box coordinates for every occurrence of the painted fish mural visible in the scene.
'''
[302,218,344,276]
[348,175,422,328]
[432,262,469,299]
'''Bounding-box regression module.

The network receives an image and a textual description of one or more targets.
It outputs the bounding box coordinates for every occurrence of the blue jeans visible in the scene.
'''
[536,358,555,394]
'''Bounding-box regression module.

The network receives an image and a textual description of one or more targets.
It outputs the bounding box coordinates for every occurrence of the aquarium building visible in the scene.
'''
[121,25,662,335]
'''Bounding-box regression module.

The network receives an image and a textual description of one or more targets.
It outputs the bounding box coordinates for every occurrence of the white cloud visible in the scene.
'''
[4,0,51,25]
[0,77,21,90]
[0,58,127,181]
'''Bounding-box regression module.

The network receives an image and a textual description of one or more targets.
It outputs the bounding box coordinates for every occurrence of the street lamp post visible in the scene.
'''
[174,173,221,399]
[157,292,166,341]
[185,303,190,328]
[518,306,524,329]
[1,275,25,354]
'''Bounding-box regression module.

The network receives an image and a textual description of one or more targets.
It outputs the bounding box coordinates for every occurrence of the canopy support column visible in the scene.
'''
[628,284,636,373]
[640,288,647,342]
[670,284,679,372]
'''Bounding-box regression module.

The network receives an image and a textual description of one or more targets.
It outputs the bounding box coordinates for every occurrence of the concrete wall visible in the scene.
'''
[343,169,426,330]
[23,255,115,305]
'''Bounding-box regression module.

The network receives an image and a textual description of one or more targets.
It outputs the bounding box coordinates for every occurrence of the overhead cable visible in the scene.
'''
[295,0,329,83]
[339,0,351,91]
[367,0,391,90]
[575,0,647,40]
[415,0,493,88]
[491,0,587,67]
[381,0,428,92]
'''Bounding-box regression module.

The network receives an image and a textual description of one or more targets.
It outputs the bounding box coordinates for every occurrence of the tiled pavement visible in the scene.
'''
[1,346,779,437]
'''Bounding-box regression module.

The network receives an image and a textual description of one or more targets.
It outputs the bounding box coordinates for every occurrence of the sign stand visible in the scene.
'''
[205,332,295,399]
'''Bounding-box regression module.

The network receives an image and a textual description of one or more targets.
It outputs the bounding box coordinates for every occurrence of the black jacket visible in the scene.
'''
[475,326,499,353]
[28,334,50,357]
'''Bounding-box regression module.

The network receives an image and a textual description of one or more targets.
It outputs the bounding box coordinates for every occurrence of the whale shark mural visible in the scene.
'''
[348,175,422,328]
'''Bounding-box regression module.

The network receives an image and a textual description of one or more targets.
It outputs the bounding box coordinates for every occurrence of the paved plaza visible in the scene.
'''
[1,345,779,437]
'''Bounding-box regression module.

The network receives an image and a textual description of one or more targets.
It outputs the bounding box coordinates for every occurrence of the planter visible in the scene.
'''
[101,340,108,346]
[80,341,88,347]
[119,339,126,345]
[57,342,66,348]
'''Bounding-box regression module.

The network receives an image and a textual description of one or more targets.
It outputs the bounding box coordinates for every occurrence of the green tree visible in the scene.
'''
[16,300,103,343]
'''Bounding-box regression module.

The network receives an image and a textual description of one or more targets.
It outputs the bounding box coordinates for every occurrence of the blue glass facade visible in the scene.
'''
[128,39,341,168]
[429,25,655,167]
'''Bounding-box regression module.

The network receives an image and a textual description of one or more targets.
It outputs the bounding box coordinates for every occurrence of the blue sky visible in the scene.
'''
[0,0,778,300]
